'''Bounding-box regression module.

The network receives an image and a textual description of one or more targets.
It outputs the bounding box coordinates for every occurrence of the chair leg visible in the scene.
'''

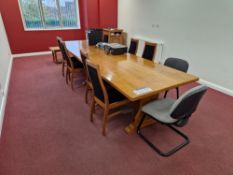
[176,87,179,99]
[102,108,109,136]
[164,90,168,98]
[52,51,55,63]
[54,52,57,63]
[90,99,96,122]
[137,115,190,157]
[85,86,89,104]
[71,72,74,90]
[66,69,69,84]
[68,71,71,81]
[62,62,65,76]
[88,89,93,104]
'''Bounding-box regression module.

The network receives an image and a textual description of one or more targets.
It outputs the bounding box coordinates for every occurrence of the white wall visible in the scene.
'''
[0,13,13,136]
[118,0,233,94]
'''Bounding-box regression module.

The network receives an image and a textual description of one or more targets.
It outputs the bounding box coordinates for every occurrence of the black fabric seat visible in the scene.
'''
[105,83,126,104]
[70,57,84,68]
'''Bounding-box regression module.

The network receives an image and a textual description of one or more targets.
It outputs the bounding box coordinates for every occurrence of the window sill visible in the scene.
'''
[24,27,81,32]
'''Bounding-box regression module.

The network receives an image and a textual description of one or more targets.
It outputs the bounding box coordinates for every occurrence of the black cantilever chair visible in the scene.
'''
[164,57,189,99]
[128,38,139,55]
[137,85,208,157]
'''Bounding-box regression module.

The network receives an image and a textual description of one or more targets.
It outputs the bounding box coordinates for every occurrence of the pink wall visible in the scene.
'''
[0,0,118,54]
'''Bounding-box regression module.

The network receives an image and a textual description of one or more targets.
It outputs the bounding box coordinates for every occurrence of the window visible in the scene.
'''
[18,0,80,30]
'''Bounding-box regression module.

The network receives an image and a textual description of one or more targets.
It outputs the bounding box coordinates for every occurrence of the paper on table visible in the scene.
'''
[133,87,152,95]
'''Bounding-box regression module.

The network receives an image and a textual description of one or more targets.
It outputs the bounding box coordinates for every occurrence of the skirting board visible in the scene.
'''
[13,51,51,58]
[0,56,13,137]
[199,79,233,97]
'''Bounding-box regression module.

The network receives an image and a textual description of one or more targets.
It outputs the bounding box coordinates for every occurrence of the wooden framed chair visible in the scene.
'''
[86,61,131,136]
[164,58,189,99]
[80,50,93,104]
[128,38,139,55]
[142,42,157,61]
[137,85,208,157]
[56,36,67,76]
[58,38,83,90]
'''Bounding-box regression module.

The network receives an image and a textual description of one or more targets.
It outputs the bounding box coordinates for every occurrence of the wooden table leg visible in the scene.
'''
[124,95,158,134]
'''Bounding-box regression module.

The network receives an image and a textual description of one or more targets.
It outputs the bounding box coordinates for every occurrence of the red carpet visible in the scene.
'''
[0,55,233,175]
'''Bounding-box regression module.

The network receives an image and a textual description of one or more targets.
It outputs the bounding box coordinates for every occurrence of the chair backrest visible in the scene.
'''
[164,57,189,73]
[142,42,157,61]
[128,38,139,55]
[86,61,108,103]
[80,50,89,81]
[169,85,208,121]
[56,36,67,61]
[57,38,74,68]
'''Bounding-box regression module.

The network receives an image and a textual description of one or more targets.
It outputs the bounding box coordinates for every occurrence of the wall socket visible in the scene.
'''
[152,24,160,28]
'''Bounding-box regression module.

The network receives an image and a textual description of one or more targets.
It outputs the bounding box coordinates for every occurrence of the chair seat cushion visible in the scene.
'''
[104,82,126,104]
[71,57,84,68]
[142,98,178,124]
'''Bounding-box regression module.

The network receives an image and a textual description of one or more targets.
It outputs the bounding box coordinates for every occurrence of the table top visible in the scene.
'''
[65,40,199,101]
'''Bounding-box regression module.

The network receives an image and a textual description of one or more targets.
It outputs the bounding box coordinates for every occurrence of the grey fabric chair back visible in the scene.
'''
[169,85,208,120]
[164,57,189,73]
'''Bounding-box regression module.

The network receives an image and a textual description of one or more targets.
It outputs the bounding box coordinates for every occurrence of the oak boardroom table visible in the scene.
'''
[65,40,199,134]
